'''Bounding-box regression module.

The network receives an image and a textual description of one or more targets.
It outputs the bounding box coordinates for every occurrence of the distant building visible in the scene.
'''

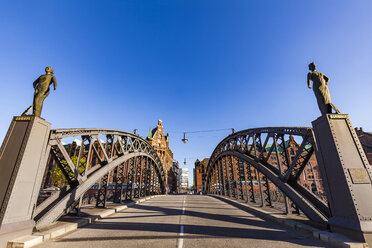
[146,120,175,193]
[355,127,372,165]
[194,158,209,193]
[167,161,179,193]
[179,168,189,189]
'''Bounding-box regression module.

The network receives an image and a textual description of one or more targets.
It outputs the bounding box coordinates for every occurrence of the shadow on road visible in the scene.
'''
[52,196,329,247]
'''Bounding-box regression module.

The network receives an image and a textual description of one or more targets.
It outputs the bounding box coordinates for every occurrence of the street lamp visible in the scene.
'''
[182,132,188,143]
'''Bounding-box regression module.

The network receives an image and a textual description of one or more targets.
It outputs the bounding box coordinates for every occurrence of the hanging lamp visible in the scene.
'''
[181,132,188,143]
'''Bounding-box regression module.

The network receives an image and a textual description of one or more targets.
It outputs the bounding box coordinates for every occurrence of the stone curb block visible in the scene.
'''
[63,223,78,233]
[7,195,159,248]
[212,195,369,248]
[7,235,43,248]
[75,218,91,227]
[49,226,66,239]
[98,209,116,218]
[115,205,128,212]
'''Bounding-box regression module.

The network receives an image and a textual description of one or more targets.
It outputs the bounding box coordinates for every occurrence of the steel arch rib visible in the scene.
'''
[36,152,156,229]
[214,151,327,224]
[34,128,166,229]
[204,126,330,226]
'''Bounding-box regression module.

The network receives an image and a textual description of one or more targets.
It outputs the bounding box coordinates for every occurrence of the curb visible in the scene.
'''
[211,195,369,248]
[7,195,161,248]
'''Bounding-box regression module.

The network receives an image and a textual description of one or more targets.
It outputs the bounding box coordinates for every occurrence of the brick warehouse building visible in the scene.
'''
[194,158,209,193]
[146,120,177,193]
[355,127,372,165]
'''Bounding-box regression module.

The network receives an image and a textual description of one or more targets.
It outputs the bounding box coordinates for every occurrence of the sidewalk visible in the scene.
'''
[7,195,161,248]
[211,195,369,248]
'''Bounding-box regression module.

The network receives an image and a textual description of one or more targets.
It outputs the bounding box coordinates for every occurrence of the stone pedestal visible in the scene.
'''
[312,114,372,244]
[0,116,51,247]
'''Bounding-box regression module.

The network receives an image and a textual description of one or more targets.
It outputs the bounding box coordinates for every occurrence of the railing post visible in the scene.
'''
[238,159,245,200]
[247,163,255,203]
[217,161,221,195]
[243,161,250,202]
[218,159,224,196]
[224,156,232,197]
[144,157,149,197]
[229,156,238,199]
[257,171,264,207]
[113,164,124,203]
[214,166,218,195]
[96,173,109,208]
[151,162,155,195]
[123,160,130,200]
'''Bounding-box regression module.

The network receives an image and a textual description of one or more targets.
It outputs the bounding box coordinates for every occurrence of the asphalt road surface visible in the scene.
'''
[36,195,331,248]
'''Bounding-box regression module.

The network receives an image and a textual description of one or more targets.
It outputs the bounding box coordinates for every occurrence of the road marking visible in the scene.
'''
[177,197,186,248]
[181,197,186,215]
[178,225,184,248]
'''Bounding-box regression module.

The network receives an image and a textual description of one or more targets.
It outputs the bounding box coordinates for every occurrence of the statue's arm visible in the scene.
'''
[307,73,312,88]
[33,78,39,89]
[323,74,329,85]
[51,75,57,90]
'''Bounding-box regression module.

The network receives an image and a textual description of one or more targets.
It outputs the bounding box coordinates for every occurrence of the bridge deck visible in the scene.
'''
[36,195,329,248]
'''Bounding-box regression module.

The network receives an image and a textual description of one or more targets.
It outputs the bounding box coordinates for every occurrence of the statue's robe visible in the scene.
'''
[308,71,332,115]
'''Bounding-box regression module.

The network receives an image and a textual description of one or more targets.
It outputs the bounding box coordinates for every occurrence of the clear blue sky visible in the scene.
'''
[1,1,372,185]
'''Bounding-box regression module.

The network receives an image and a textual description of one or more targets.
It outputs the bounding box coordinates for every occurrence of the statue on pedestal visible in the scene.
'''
[307,62,340,115]
[22,67,57,117]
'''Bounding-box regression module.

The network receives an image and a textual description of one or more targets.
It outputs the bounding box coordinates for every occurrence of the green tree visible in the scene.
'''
[50,156,87,187]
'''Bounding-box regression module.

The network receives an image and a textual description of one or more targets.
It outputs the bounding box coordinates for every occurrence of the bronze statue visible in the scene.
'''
[22,67,57,117]
[307,62,340,115]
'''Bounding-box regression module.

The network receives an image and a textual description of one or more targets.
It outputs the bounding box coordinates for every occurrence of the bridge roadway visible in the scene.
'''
[36,195,330,248]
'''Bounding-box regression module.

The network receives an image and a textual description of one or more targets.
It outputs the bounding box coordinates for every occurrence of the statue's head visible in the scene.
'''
[308,62,316,72]
[45,66,54,74]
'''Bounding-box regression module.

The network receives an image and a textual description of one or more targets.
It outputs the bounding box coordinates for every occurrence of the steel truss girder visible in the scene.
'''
[34,128,166,229]
[205,127,330,225]
[35,152,158,229]
[209,151,328,225]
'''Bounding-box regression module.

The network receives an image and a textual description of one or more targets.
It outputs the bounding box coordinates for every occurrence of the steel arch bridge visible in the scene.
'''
[33,128,166,229]
[204,127,331,226]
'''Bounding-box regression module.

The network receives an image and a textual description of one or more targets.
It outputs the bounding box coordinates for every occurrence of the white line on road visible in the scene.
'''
[177,197,186,248]
[177,225,184,248]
